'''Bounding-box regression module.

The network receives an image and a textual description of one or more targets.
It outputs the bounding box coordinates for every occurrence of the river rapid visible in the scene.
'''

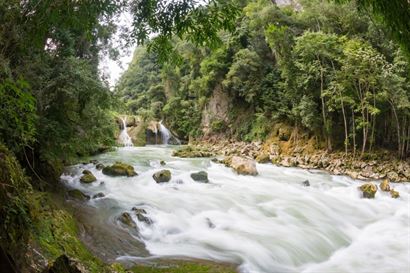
[61,146,410,273]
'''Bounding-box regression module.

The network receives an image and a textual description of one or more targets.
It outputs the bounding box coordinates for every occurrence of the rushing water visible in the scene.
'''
[61,146,410,273]
[119,117,133,147]
[158,121,171,145]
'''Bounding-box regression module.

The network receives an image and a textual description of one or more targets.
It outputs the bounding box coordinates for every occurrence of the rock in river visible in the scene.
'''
[390,189,400,199]
[102,162,137,177]
[132,207,153,224]
[191,171,209,183]
[379,179,390,192]
[229,156,258,176]
[153,170,171,183]
[80,171,97,183]
[67,189,90,201]
[359,183,377,199]
[118,212,136,228]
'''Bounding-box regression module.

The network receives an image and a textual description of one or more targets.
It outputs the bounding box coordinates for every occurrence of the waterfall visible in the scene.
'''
[158,121,171,145]
[119,117,133,147]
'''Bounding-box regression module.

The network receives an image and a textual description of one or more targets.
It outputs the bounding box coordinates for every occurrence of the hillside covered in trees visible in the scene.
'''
[116,0,410,159]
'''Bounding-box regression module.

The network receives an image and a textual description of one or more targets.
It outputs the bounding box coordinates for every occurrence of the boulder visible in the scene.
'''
[102,162,137,177]
[302,180,310,187]
[191,171,209,183]
[153,170,171,183]
[160,160,166,166]
[118,212,136,228]
[379,179,390,192]
[359,183,377,199]
[80,172,97,183]
[230,156,258,176]
[390,189,400,199]
[67,189,90,201]
[96,163,105,170]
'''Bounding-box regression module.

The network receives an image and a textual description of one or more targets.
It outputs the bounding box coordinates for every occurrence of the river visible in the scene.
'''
[61,146,410,273]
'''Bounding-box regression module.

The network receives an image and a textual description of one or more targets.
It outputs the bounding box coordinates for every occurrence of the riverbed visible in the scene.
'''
[61,146,410,273]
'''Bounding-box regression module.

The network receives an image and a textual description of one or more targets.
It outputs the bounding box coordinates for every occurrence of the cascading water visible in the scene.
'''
[61,146,410,273]
[119,117,133,147]
[158,121,171,145]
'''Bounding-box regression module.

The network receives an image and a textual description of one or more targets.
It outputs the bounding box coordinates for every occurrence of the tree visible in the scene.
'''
[293,31,344,151]
[336,39,387,156]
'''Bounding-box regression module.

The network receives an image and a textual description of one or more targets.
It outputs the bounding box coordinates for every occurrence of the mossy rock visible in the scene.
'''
[390,189,400,199]
[118,212,136,228]
[128,259,237,273]
[379,179,390,191]
[153,170,171,183]
[67,189,90,201]
[102,162,137,177]
[359,183,377,199]
[80,172,96,183]
[173,146,213,158]
[82,170,92,175]
[31,195,108,272]
[191,171,209,183]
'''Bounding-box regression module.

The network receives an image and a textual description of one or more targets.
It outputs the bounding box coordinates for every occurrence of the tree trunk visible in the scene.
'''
[352,109,356,158]
[318,58,331,152]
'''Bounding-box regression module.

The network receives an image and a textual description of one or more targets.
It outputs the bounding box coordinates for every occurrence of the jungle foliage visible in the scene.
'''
[117,0,410,158]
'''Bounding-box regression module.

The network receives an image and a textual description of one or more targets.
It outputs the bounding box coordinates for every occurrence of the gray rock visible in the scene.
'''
[190,171,209,183]
[153,170,171,183]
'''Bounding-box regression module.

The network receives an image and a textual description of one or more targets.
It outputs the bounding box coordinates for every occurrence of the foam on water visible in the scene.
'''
[61,146,410,273]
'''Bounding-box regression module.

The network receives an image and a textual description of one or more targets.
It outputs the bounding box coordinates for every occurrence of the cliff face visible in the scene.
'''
[201,85,232,136]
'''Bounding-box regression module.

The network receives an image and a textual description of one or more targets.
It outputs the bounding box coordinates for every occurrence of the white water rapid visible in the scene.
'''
[62,146,410,273]
[119,117,133,147]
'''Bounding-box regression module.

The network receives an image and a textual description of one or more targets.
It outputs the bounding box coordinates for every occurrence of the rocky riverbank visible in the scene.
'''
[180,138,410,182]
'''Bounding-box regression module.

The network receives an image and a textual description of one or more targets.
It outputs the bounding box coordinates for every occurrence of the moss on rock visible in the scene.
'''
[153,170,172,183]
[359,183,377,199]
[31,194,108,273]
[80,172,97,183]
[67,189,90,201]
[173,146,213,158]
[102,162,137,177]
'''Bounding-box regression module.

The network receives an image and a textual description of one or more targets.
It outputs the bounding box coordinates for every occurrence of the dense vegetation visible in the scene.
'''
[1,0,410,271]
[117,0,410,159]
[0,0,238,271]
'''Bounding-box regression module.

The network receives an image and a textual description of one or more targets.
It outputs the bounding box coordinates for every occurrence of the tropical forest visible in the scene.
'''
[0,0,409,273]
